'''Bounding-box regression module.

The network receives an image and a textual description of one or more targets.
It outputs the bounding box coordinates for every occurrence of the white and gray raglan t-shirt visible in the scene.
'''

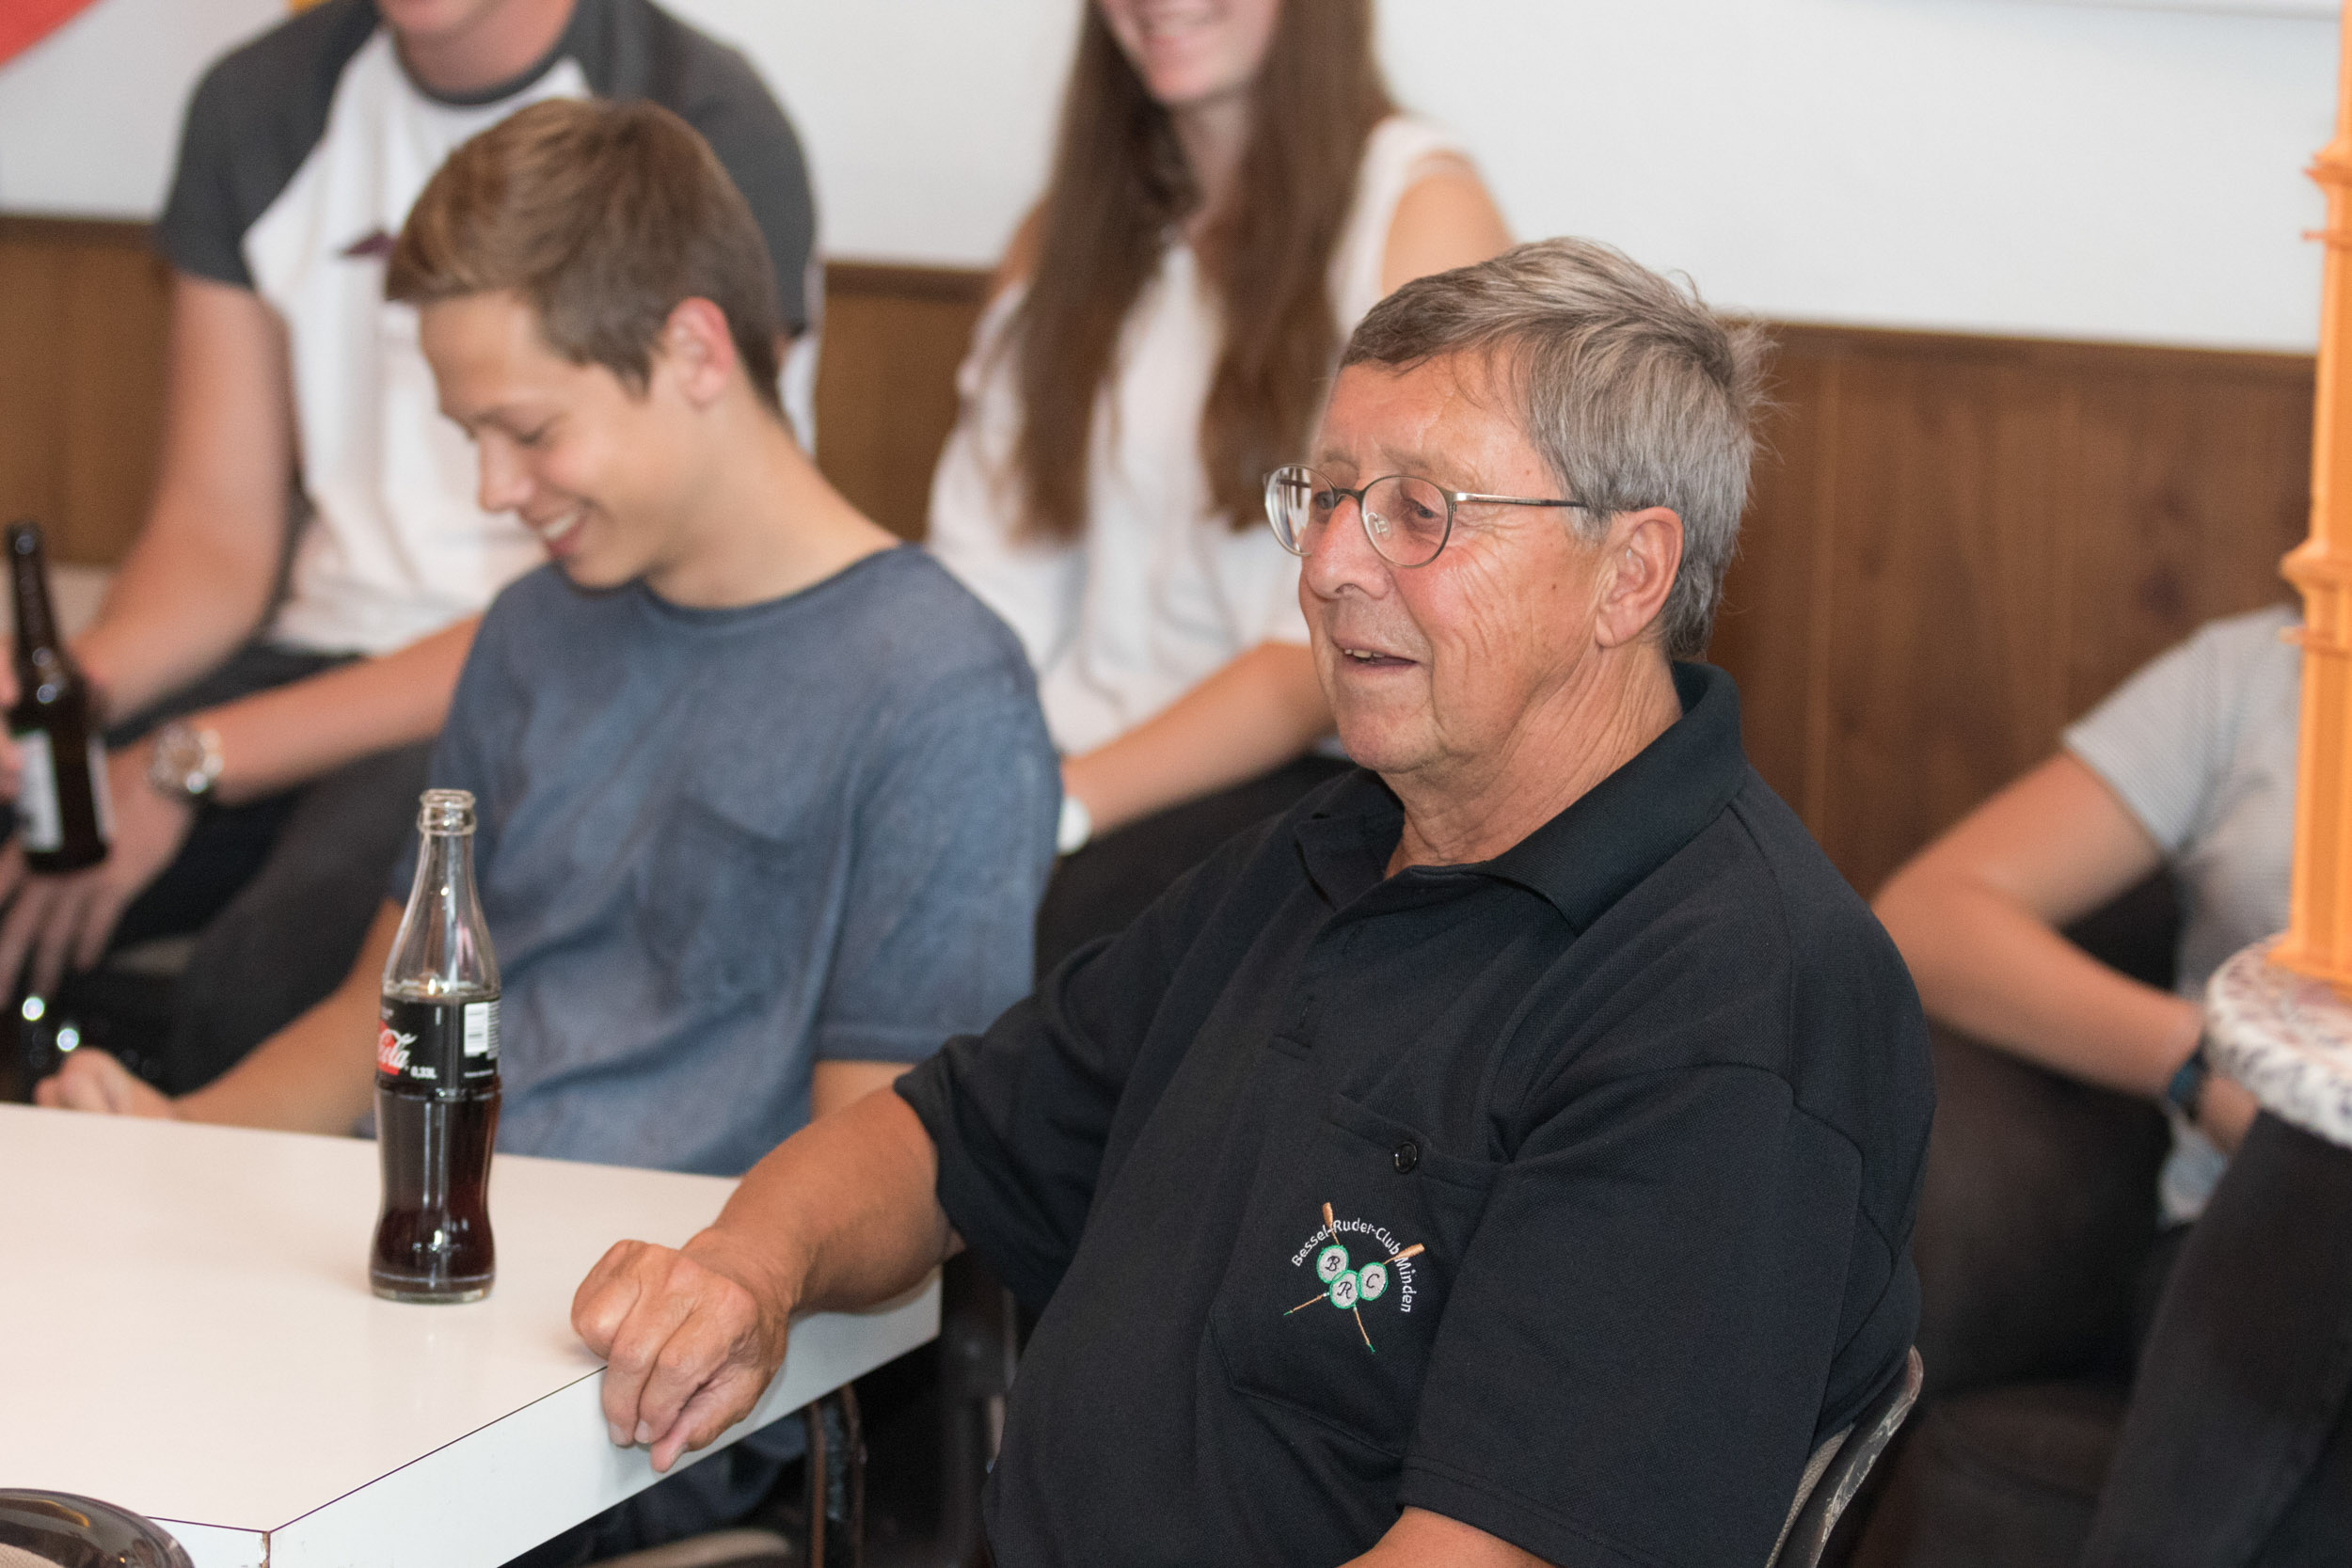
[155,0,818,657]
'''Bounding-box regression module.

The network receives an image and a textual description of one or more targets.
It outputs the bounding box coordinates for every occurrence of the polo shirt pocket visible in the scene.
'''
[1207,1094,1499,1458]
[639,797,815,1005]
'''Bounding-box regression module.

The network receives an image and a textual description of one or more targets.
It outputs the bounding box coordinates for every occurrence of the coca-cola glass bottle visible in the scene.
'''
[371,788,501,1303]
[7,520,111,873]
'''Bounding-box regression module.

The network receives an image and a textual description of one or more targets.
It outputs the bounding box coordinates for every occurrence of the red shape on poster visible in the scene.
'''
[1,0,103,68]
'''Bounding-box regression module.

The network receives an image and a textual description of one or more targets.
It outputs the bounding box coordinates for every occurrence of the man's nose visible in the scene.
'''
[1300,494,1391,598]
[476,436,531,515]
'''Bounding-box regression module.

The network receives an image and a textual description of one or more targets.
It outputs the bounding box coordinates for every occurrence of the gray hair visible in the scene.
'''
[1340,237,1769,659]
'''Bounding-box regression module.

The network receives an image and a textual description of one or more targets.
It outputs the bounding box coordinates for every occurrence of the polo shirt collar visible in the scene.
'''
[1295,662,1748,933]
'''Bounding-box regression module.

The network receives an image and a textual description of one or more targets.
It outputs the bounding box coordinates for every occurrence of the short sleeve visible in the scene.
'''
[1398,1066,1868,1567]
[385,606,514,900]
[813,665,1058,1066]
[155,57,259,288]
[895,824,1264,1308]
[2065,610,2290,856]
[669,50,818,335]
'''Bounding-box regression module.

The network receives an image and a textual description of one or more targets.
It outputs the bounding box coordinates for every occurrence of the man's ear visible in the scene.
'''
[653,297,739,408]
[1594,507,1683,651]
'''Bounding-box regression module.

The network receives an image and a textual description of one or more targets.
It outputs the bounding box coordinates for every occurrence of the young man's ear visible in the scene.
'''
[656,297,740,407]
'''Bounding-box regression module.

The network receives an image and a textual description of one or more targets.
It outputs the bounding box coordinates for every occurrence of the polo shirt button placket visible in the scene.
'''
[1392,1139,1419,1175]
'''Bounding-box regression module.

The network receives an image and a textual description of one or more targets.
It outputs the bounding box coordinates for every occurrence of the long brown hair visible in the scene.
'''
[1010,2,1393,541]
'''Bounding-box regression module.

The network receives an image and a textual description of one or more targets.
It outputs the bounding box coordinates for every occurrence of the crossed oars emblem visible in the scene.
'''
[1284,1200,1425,1352]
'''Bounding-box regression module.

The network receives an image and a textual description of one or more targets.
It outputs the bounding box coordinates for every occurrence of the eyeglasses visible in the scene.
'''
[1263,465,1591,568]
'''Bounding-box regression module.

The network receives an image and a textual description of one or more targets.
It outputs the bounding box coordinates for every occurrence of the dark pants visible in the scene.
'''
[2082,1112,2352,1568]
[90,643,430,1093]
[1034,755,1353,979]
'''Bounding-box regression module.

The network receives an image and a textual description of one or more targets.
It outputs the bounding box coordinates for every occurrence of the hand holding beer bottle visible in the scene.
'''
[5,520,110,874]
[373,788,501,1303]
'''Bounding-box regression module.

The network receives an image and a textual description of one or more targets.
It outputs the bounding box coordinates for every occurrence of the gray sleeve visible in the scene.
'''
[154,0,372,290]
[611,4,818,336]
[386,606,511,901]
[2064,616,2255,856]
[155,54,261,288]
[675,53,818,336]
[817,666,1059,1065]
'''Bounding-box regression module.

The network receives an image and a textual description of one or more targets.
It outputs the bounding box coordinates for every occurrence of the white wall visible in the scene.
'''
[0,0,2337,351]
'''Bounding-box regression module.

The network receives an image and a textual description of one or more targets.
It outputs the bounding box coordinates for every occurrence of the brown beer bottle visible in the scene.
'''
[371,788,501,1304]
[7,521,110,873]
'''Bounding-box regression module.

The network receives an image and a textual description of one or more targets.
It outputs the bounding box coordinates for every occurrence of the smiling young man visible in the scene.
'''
[0,0,818,1100]
[38,99,1057,1561]
[564,240,1934,1568]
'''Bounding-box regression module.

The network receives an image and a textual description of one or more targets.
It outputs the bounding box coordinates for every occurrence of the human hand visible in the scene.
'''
[572,1232,797,1473]
[0,740,192,995]
[33,1047,176,1117]
[2199,1073,2259,1157]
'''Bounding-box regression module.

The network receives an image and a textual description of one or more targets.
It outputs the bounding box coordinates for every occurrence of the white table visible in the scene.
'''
[0,1102,937,1567]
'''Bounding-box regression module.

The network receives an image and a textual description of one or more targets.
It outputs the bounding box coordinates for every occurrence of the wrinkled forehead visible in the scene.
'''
[1312,350,1543,493]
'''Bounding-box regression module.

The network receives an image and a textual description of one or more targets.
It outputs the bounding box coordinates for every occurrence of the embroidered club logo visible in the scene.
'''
[1283,1200,1424,1353]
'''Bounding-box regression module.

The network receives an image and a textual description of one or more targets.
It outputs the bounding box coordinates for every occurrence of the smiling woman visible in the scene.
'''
[926,0,1514,973]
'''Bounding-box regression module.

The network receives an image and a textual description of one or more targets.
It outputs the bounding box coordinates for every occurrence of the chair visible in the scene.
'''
[1770,1348,1926,1568]
[1836,873,2180,1568]
[593,1387,862,1568]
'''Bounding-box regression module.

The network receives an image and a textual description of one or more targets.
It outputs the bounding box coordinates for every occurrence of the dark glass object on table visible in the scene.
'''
[6,520,111,874]
[371,788,501,1304]
[0,1491,194,1568]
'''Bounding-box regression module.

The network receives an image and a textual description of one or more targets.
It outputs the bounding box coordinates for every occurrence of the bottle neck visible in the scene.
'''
[8,531,61,669]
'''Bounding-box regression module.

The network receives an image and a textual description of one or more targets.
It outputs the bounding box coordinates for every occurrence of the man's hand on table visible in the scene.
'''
[0,741,194,996]
[572,1229,799,1474]
[33,1047,176,1117]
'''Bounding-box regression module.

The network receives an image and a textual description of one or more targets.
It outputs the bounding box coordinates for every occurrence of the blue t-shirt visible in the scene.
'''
[391,547,1058,1175]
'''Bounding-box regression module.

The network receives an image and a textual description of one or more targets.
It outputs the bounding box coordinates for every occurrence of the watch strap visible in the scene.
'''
[2163,1039,2211,1121]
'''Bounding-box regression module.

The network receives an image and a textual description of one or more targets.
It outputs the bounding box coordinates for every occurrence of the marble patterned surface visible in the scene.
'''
[2206,937,2352,1150]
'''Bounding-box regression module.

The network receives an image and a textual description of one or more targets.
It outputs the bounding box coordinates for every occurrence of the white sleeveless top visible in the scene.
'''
[927,117,1467,755]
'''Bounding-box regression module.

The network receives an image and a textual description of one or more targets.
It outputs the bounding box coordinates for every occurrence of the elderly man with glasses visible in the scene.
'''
[570,239,1934,1568]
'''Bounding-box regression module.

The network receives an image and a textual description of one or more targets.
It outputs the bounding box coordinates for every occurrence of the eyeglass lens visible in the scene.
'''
[1267,468,1452,567]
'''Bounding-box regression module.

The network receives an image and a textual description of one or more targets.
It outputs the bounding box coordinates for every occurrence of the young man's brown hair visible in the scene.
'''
[389,97,787,415]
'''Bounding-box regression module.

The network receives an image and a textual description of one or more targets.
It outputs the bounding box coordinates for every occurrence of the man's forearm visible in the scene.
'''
[182,619,479,805]
[690,1086,955,1322]
[76,532,278,721]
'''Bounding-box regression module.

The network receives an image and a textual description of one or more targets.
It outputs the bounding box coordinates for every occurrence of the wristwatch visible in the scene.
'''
[147,720,224,803]
[2162,1037,2211,1122]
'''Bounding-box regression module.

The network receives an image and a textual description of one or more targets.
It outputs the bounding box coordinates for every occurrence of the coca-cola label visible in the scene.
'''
[377,997,500,1088]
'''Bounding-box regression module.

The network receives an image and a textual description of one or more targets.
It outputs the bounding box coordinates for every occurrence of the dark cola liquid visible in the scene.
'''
[371,993,501,1302]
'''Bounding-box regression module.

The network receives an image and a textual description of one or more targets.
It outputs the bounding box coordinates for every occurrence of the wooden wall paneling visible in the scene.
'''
[811,261,988,543]
[1815,346,2077,895]
[2061,360,2312,722]
[0,236,73,539]
[0,217,168,566]
[59,245,169,564]
[1712,343,1836,836]
[0,216,2324,900]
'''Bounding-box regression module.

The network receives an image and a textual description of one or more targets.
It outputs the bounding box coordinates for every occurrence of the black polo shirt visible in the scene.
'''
[897,663,1933,1568]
